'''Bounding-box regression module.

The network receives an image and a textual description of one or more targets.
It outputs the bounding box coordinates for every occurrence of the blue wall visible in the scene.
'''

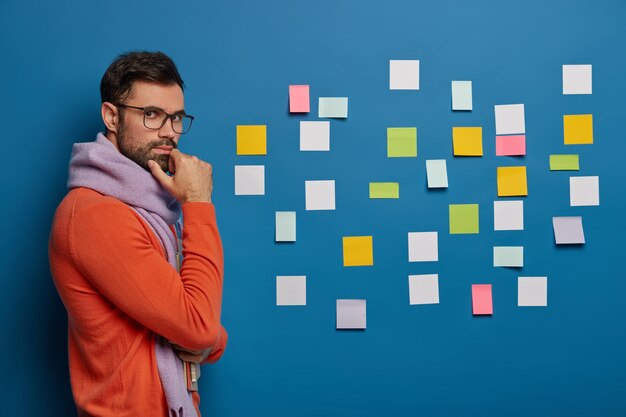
[2,0,625,415]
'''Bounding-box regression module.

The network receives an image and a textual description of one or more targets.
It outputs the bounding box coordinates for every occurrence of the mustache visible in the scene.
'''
[149,139,178,149]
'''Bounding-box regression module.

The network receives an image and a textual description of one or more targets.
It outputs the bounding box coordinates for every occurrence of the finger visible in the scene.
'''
[148,160,173,190]
[168,149,184,174]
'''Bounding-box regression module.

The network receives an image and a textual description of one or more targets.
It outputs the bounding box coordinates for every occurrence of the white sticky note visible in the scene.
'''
[495,104,525,135]
[426,159,448,188]
[300,121,330,151]
[336,299,366,329]
[563,65,592,95]
[451,81,472,111]
[409,274,439,305]
[570,176,600,206]
[408,232,438,262]
[275,211,296,242]
[318,97,348,118]
[518,277,547,307]
[390,60,420,90]
[494,200,524,231]
[553,216,585,244]
[276,276,306,306]
[234,165,265,195]
[305,180,335,211]
[493,246,524,267]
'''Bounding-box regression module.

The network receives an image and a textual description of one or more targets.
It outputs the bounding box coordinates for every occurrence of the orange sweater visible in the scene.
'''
[49,187,227,416]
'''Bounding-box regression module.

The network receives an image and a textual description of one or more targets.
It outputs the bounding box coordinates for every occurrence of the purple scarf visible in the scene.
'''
[67,132,197,417]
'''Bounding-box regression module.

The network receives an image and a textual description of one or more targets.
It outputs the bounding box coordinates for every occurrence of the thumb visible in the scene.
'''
[148,160,174,191]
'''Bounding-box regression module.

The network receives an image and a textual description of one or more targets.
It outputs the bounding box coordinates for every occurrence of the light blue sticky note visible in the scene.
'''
[452,81,472,111]
[276,211,296,242]
[426,159,448,188]
[319,97,348,118]
[493,246,523,267]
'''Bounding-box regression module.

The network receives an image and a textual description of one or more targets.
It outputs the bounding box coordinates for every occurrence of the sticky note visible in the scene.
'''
[369,182,399,199]
[553,216,585,244]
[336,299,366,329]
[564,114,593,144]
[409,274,439,305]
[276,276,306,306]
[300,121,330,151]
[319,97,348,118]
[451,81,472,111]
[305,180,335,211]
[449,204,479,234]
[518,277,548,307]
[426,160,448,188]
[495,104,525,135]
[408,231,438,262]
[472,284,493,315]
[289,85,310,113]
[570,176,599,206]
[497,166,528,197]
[496,135,526,156]
[234,165,265,195]
[236,125,267,155]
[388,127,417,157]
[550,154,579,171]
[275,211,296,242]
[493,246,524,267]
[452,127,483,156]
[563,65,592,95]
[343,236,374,267]
[494,200,524,231]
[389,60,420,90]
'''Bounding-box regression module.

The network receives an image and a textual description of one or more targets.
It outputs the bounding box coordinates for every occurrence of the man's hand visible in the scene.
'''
[148,149,213,204]
[171,343,212,364]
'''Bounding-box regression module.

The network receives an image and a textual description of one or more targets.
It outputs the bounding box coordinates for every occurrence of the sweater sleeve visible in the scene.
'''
[70,199,224,351]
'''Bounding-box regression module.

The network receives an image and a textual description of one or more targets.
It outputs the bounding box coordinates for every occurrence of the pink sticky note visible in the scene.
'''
[472,284,493,315]
[289,85,310,113]
[496,135,526,156]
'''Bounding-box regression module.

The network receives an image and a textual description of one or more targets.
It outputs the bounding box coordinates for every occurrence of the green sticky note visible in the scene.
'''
[493,246,524,267]
[449,204,479,234]
[318,97,348,118]
[387,127,417,157]
[369,182,399,199]
[275,211,296,242]
[550,154,580,171]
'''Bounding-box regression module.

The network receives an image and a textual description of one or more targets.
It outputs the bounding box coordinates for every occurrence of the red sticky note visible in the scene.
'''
[289,85,310,113]
[472,284,493,315]
[496,135,526,156]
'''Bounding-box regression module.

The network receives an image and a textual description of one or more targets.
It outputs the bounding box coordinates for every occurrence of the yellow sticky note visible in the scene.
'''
[453,127,483,156]
[564,114,593,145]
[497,166,528,197]
[237,125,267,155]
[343,236,373,267]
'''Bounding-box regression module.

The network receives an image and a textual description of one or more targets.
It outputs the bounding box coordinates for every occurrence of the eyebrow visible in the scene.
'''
[143,105,187,115]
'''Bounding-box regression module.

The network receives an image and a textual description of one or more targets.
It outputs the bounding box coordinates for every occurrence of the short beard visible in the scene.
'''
[117,117,176,172]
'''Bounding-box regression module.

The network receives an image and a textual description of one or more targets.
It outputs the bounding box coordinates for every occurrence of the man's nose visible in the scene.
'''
[158,117,177,139]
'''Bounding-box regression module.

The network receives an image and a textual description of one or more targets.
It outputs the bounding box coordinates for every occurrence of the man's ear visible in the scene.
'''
[101,102,120,133]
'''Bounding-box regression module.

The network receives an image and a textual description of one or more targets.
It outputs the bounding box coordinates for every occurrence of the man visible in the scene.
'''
[49,51,227,417]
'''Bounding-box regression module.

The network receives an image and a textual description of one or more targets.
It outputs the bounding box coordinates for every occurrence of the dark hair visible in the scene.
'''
[100,51,184,104]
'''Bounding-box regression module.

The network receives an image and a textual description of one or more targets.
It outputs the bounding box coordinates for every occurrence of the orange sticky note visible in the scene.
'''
[564,114,593,144]
[497,166,527,197]
[496,135,526,156]
[453,127,483,156]
[343,236,373,267]
[289,85,310,113]
[472,284,493,315]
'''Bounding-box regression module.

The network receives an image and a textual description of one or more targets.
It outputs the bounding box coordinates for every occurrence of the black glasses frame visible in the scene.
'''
[115,104,195,134]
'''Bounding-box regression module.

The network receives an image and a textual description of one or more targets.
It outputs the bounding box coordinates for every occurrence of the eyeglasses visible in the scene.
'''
[116,104,195,134]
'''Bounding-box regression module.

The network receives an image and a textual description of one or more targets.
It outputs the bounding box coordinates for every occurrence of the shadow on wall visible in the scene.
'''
[5,97,103,416]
